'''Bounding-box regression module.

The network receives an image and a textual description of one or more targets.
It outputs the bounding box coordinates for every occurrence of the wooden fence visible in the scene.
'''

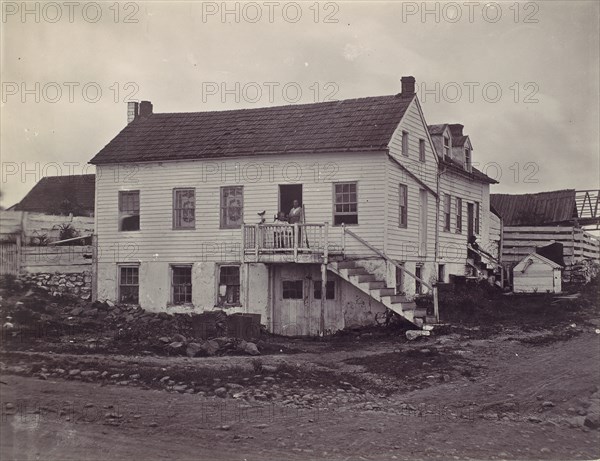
[502,225,600,265]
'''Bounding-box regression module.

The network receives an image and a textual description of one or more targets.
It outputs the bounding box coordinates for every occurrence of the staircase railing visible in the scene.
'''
[342,225,439,322]
[468,243,505,287]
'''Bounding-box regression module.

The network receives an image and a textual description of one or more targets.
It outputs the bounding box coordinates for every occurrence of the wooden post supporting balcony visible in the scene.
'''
[293,223,299,262]
[323,221,329,263]
[320,263,327,336]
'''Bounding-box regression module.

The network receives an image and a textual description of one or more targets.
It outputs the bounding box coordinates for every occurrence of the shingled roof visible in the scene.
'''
[490,190,578,226]
[90,94,415,165]
[13,174,95,216]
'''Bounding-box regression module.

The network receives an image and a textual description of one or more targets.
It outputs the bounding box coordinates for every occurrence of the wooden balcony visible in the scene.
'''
[242,223,343,263]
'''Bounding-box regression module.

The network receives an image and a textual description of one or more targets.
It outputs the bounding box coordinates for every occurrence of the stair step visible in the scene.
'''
[382,294,410,304]
[355,274,377,283]
[364,281,386,289]
[345,268,369,276]
[371,288,396,297]
[335,260,357,269]
[414,307,427,317]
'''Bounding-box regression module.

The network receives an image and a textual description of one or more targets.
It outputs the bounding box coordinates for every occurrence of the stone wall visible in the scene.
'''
[19,271,92,300]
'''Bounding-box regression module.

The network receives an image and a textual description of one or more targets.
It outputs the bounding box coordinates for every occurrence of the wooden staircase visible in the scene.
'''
[328,260,428,327]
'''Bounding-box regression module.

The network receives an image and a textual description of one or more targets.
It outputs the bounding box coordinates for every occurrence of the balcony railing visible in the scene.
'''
[242,223,337,262]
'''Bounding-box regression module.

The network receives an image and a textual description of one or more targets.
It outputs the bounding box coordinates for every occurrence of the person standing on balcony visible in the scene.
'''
[274,211,290,248]
[289,200,309,248]
[288,200,303,224]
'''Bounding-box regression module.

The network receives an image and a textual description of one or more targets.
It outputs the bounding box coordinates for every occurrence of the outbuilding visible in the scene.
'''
[513,253,562,294]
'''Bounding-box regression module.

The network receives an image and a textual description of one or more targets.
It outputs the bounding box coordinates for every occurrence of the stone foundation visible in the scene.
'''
[19,271,92,300]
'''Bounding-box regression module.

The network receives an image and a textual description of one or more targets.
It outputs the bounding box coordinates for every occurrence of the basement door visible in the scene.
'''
[273,265,309,336]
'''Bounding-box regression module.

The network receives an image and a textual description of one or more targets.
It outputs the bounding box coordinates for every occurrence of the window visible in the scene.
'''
[443,136,450,158]
[465,148,472,171]
[218,265,240,306]
[438,264,445,283]
[282,280,303,299]
[475,202,480,234]
[173,188,195,229]
[415,265,423,295]
[456,197,463,233]
[314,281,335,300]
[220,186,243,229]
[443,194,451,231]
[171,266,192,305]
[419,139,426,162]
[119,266,139,304]
[399,184,408,228]
[119,191,140,231]
[402,131,409,156]
[333,182,358,225]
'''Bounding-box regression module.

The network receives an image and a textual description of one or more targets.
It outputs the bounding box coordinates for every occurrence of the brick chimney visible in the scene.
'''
[401,76,416,97]
[139,100,153,118]
[127,101,139,124]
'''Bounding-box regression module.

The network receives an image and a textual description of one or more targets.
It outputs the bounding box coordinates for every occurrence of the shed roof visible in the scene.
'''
[490,190,577,226]
[515,252,563,271]
[90,94,415,165]
[13,174,95,216]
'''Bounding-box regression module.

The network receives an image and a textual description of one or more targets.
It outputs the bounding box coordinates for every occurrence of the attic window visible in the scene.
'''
[402,131,409,156]
[465,148,472,172]
[443,136,450,158]
[419,139,426,162]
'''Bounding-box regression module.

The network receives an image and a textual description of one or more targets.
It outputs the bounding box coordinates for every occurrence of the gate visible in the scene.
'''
[0,236,21,275]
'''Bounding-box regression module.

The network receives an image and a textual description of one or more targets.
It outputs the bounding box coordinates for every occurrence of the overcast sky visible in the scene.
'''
[1,0,599,208]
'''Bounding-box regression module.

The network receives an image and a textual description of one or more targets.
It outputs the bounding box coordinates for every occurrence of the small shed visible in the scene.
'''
[513,253,562,293]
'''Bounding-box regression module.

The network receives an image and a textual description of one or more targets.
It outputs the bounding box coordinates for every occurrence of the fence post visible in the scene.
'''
[16,234,22,274]
[433,285,439,323]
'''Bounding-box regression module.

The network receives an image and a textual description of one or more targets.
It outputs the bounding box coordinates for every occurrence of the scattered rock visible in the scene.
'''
[214,387,228,398]
[406,330,430,341]
[186,342,203,358]
[238,340,261,356]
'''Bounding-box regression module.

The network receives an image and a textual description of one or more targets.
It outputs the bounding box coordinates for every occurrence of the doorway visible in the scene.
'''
[278,184,303,220]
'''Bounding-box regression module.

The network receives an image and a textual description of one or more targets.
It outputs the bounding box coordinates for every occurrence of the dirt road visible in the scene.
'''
[2,328,599,461]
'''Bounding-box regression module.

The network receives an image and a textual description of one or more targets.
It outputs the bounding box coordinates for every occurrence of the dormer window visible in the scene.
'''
[465,148,472,172]
[443,136,450,159]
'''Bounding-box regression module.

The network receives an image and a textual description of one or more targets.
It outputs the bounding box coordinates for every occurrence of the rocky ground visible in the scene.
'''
[1,277,599,460]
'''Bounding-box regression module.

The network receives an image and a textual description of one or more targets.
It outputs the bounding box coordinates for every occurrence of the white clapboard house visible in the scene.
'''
[89,77,497,335]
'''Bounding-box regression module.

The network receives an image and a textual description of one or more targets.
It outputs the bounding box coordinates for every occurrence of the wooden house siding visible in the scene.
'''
[95,151,388,265]
[385,99,438,263]
[437,169,491,269]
